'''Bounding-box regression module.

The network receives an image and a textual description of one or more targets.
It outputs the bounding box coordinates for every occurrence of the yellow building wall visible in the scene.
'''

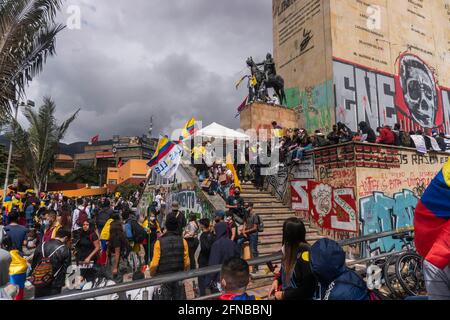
[108,160,149,184]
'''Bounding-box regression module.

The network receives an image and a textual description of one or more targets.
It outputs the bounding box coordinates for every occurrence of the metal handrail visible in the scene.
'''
[39,228,414,300]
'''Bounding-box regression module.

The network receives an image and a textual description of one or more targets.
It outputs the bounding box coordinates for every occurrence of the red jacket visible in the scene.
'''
[376,127,395,145]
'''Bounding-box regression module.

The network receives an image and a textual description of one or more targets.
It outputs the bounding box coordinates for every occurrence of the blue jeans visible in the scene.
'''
[237,233,259,270]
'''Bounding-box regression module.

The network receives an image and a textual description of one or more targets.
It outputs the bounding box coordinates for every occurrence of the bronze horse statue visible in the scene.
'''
[245,56,286,105]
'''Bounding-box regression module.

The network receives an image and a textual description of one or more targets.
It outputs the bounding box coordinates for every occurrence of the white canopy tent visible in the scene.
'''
[191,122,250,141]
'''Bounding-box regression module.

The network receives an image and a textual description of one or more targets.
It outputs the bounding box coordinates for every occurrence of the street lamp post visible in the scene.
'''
[2,100,35,202]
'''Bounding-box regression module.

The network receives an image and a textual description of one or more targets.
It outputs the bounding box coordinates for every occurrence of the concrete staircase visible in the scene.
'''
[240,182,324,288]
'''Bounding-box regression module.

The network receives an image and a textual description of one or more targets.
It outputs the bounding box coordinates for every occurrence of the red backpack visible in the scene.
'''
[76,207,88,227]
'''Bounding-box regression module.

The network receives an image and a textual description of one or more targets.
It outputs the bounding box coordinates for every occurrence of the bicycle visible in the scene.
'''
[393,233,425,296]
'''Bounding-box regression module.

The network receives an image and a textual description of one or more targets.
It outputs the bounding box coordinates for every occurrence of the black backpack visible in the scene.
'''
[130,219,147,244]
[96,209,111,230]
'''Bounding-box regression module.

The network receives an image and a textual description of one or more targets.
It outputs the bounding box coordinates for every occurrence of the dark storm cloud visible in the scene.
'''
[26,0,273,142]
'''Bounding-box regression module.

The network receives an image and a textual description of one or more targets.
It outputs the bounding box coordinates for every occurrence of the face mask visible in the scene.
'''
[235,192,240,196]
[150,217,156,221]
[43,220,50,227]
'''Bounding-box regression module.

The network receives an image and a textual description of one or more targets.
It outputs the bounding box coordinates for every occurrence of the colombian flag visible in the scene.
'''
[147,135,176,168]
[9,250,28,300]
[179,117,197,142]
[414,159,450,269]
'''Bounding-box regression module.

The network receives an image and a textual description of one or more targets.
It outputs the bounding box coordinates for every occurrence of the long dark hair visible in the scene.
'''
[108,220,128,252]
[281,218,307,283]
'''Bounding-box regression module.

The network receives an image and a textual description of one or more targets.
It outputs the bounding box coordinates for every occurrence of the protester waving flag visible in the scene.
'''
[179,117,198,142]
[148,135,174,168]
[414,158,450,269]
[9,250,28,300]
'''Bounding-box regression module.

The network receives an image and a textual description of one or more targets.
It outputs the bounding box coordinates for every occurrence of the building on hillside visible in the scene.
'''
[73,135,157,184]
[53,154,75,176]
[270,0,450,135]
[106,159,149,186]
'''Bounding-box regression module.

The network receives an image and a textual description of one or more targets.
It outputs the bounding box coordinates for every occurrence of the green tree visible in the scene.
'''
[0,143,19,183]
[9,97,79,193]
[0,0,65,125]
[116,183,140,200]
[63,165,100,185]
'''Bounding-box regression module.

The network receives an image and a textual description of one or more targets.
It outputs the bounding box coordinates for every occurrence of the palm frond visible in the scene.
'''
[0,0,64,119]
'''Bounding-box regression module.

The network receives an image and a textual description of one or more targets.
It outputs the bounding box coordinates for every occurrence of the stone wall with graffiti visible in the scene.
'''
[285,80,334,133]
[289,142,448,253]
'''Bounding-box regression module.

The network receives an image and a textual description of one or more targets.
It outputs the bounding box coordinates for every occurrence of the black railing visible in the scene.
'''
[39,227,415,300]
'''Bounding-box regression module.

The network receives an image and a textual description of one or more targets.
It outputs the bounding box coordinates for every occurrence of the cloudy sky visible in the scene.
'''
[25,0,273,143]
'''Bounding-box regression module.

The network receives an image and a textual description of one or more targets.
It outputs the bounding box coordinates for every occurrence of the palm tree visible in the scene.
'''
[0,0,65,124]
[9,96,79,193]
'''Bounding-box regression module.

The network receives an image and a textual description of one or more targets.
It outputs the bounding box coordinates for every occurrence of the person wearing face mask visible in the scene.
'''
[226,187,245,225]
[75,220,100,282]
[30,228,72,298]
[142,208,161,264]
[42,210,57,244]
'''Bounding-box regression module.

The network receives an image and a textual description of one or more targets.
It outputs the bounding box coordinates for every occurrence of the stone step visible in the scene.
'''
[241,194,279,199]
[253,202,289,208]
[258,231,319,245]
[253,208,296,214]
[241,190,273,195]
[258,214,299,221]
[260,228,318,237]
[252,199,285,205]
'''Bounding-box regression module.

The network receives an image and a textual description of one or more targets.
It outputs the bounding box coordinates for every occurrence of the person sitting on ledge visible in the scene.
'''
[376,126,395,145]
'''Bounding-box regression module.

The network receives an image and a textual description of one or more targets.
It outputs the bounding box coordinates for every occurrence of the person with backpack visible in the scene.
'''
[310,238,369,300]
[72,198,88,244]
[75,220,100,282]
[107,220,130,283]
[122,210,146,271]
[30,228,72,298]
[237,202,261,273]
[96,199,113,233]
[183,213,200,270]
[142,208,161,265]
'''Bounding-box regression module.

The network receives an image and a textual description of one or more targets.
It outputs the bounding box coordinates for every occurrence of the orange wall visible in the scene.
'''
[107,160,149,185]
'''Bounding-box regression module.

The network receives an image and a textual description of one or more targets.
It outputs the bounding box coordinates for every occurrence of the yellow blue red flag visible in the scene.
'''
[179,117,198,142]
[9,249,28,300]
[148,135,175,168]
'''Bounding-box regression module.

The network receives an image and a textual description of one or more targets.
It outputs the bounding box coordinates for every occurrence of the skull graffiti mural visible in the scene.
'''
[398,54,439,128]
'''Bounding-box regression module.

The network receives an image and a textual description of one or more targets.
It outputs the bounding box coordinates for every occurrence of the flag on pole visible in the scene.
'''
[90,134,99,144]
[9,250,28,300]
[179,117,198,142]
[148,135,175,168]
[235,96,249,118]
[414,158,450,269]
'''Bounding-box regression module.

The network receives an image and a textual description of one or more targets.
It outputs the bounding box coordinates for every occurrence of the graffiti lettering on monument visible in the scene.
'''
[359,190,417,257]
[292,180,358,232]
[334,54,450,134]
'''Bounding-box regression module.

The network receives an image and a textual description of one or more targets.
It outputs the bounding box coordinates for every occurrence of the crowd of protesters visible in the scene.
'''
[276,121,450,165]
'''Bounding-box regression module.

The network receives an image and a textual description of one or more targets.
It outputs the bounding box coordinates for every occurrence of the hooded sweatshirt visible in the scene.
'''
[208,222,240,283]
[358,122,377,143]
[310,239,368,300]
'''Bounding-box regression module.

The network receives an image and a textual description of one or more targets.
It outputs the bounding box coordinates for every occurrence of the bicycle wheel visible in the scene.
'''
[395,252,425,296]
[383,254,405,299]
